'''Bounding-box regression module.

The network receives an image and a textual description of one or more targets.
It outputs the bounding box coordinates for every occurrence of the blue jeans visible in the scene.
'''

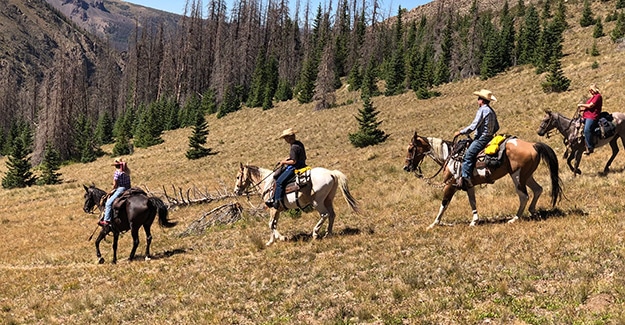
[274,167,294,202]
[104,187,126,222]
[584,118,598,150]
[462,136,492,178]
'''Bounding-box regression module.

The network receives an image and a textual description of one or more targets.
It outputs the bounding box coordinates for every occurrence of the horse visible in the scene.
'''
[537,110,625,175]
[233,163,360,246]
[83,185,177,264]
[403,131,453,177]
[405,136,563,228]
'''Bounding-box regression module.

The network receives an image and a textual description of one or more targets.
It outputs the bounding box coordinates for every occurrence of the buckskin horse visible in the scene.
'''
[405,135,563,228]
[83,185,176,264]
[234,163,360,246]
[537,110,625,175]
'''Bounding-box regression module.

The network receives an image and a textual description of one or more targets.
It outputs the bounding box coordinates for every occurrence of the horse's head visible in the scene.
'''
[83,184,105,213]
[234,163,252,195]
[403,131,430,173]
[537,110,556,137]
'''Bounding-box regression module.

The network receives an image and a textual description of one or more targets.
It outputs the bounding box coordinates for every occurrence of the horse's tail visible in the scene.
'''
[534,142,563,207]
[148,197,177,228]
[330,170,361,214]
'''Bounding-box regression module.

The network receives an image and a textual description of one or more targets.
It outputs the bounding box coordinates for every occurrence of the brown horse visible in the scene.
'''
[537,110,625,175]
[403,131,452,177]
[83,185,177,264]
[405,136,562,228]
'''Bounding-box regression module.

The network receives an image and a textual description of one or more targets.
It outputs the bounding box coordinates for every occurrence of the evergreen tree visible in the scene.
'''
[296,58,318,104]
[434,17,453,86]
[185,111,213,160]
[618,0,625,10]
[73,115,97,163]
[348,96,389,148]
[112,111,133,156]
[580,0,596,27]
[594,17,605,38]
[541,0,552,20]
[361,61,379,99]
[95,112,114,145]
[384,48,405,96]
[611,12,625,42]
[262,55,279,110]
[164,97,181,130]
[2,138,36,189]
[180,95,201,127]
[516,0,526,17]
[536,20,564,74]
[517,5,541,65]
[541,58,570,93]
[37,142,62,185]
[347,62,362,91]
[216,85,242,118]
[134,103,164,148]
[590,41,600,56]
[499,1,516,71]
[553,0,568,33]
[247,51,267,108]
[275,79,293,101]
[201,90,217,115]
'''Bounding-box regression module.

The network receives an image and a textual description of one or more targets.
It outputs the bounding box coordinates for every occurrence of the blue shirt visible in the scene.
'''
[460,104,499,138]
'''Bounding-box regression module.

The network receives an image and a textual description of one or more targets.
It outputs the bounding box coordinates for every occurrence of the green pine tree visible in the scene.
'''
[590,41,600,56]
[516,0,525,17]
[185,111,213,160]
[580,0,595,27]
[618,0,625,10]
[361,62,379,100]
[262,55,279,110]
[347,62,362,92]
[201,90,217,115]
[541,58,570,93]
[275,79,293,101]
[247,51,267,108]
[296,58,318,104]
[594,17,605,38]
[216,85,242,118]
[348,96,389,148]
[37,142,62,185]
[134,103,164,148]
[73,115,97,163]
[2,138,36,189]
[611,12,625,42]
[95,112,114,145]
[517,5,541,65]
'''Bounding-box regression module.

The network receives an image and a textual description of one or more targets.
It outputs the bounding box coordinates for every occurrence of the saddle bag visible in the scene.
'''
[594,112,616,139]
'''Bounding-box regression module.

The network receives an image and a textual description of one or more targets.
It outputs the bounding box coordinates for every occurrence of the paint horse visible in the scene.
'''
[234,163,360,246]
[406,135,563,228]
[537,110,625,175]
[403,131,453,177]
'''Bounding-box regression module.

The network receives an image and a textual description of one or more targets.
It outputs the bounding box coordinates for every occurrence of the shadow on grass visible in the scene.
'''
[465,207,587,226]
[287,226,371,243]
[598,166,625,177]
[132,247,188,261]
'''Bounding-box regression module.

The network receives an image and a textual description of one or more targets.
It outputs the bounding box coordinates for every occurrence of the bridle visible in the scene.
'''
[236,166,274,195]
[538,113,557,139]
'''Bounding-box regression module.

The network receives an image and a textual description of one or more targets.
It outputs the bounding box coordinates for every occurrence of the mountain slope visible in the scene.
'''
[45,0,181,50]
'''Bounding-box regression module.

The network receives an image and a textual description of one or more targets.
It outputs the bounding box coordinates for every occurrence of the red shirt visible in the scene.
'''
[582,93,602,120]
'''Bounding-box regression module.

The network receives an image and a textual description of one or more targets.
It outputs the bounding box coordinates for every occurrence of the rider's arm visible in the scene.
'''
[457,107,485,136]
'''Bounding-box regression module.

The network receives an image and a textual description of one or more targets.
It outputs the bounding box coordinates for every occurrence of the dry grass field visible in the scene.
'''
[4,2,625,324]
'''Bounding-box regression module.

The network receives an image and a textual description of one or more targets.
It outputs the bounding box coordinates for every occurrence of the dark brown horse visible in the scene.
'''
[83,185,176,264]
[405,136,562,228]
[537,110,625,175]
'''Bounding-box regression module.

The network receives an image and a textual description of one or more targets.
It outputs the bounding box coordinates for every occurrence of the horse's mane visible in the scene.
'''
[426,137,450,160]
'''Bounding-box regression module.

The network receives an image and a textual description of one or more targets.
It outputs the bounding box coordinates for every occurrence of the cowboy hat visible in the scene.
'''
[278,128,297,139]
[589,84,600,93]
[111,159,124,166]
[473,89,497,102]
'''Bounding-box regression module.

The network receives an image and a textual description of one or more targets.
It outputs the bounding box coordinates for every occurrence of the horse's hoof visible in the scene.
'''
[469,221,477,227]
[145,256,151,261]
[97,257,105,264]
[508,217,519,224]
[111,260,117,265]
[426,223,437,230]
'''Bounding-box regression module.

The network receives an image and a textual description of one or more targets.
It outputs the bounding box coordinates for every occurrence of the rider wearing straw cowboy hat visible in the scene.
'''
[454,89,500,190]
[99,159,131,226]
[577,84,603,155]
[265,128,307,209]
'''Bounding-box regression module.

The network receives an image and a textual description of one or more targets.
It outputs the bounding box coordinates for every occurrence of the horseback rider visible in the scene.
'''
[454,89,500,190]
[265,128,307,209]
[577,84,603,155]
[99,159,131,226]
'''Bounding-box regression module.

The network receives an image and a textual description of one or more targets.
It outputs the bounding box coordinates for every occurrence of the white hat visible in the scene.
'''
[278,128,297,139]
[473,89,497,102]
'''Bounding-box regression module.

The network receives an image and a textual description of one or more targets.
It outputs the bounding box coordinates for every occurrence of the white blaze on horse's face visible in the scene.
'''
[234,168,247,195]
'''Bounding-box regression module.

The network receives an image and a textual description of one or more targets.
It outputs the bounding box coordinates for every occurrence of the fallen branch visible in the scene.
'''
[178,203,244,237]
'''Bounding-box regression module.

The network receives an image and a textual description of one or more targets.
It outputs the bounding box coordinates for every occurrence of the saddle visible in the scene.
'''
[270,166,313,210]
[451,135,513,181]
[572,112,617,145]
[112,187,146,210]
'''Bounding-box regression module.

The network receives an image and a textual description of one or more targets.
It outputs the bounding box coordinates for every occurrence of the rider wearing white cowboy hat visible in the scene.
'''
[265,128,307,209]
[453,89,500,190]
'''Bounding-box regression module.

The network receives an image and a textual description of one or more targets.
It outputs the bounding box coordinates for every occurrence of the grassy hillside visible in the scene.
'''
[3,1,625,324]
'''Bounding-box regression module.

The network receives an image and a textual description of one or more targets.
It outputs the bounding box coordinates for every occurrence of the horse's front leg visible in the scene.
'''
[428,184,458,229]
[266,209,285,246]
[467,187,480,226]
[568,149,583,175]
[603,137,620,174]
[128,227,140,261]
[112,231,119,264]
[94,228,108,264]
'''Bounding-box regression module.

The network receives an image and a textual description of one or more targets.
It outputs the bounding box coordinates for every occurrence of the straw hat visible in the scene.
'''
[589,84,600,93]
[278,128,297,139]
[111,159,124,167]
[473,89,497,102]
